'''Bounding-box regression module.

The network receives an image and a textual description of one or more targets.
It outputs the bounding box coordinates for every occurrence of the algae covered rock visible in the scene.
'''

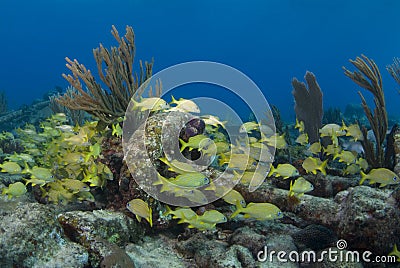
[0,202,89,267]
[58,209,143,267]
[126,235,190,268]
[335,186,400,256]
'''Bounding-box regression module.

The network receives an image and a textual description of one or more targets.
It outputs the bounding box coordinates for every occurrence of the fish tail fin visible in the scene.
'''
[179,139,188,152]
[131,99,139,110]
[230,199,243,219]
[148,207,153,227]
[288,180,294,197]
[21,162,30,174]
[163,205,173,217]
[267,165,275,177]
[320,159,328,175]
[170,95,178,104]
[359,171,367,185]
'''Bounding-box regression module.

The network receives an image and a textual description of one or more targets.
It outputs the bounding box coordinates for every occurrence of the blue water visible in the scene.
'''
[1,0,399,121]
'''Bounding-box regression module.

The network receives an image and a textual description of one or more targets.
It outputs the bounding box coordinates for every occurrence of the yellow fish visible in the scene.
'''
[126,199,153,227]
[333,150,357,165]
[168,96,200,113]
[359,168,400,187]
[23,165,54,182]
[174,188,208,204]
[239,121,260,133]
[289,177,313,197]
[231,200,283,221]
[170,172,210,187]
[201,115,227,128]
[219,153,257,170]
[2,182,27,199]
[221,189,246,207]
[261,133,287,149]
[295,133,309,145]
[341,121,363,141]
[388,244,400,262]
[163,205,197,221]
[179,135,212,152]
[0,162,22,174]
[132,97,169,112]
[319,124,345,137]
[268,163,299,179]
[295,119,305,132]
[111,123,123,137]
[356,157,368,171]
[197,210,227,224]
[323,144,341,156]
[158,157,199,174]
[308,142,322,155]
[61,179,90,193]
[343,164,360,175]
[302,157,328,175]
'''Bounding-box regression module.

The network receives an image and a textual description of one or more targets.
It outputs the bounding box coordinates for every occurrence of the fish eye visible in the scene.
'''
[240,200,246,206]
[393,177,398,182]
[204,178,210,184]
[277,211,282,217]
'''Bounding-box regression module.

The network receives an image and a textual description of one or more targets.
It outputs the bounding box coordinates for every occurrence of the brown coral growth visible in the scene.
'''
[57,25,154,124]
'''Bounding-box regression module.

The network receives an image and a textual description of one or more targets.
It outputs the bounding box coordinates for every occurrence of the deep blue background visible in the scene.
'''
[0,0,399,121]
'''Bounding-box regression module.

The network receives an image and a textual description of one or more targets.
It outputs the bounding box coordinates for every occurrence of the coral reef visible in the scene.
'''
[343,54,388,168]
[57,25,155,124]
[292,71,323,144]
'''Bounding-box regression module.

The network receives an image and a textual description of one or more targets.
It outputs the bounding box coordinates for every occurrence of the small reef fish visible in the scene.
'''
[168,96,200,113]
[356,158,368,171]
[201,115,227,128]
[180,135,212,152]
[55,125,74,133]
[126,199,153,227]
[388,244,400,262]
[289,177,314,198]
[0,161,22,174]
[239,121,260,133]
[295,118,305,132]
[323,144,341,156]
[111,123,123,137]
[261,133,287,149]
[302,157,328,175]
[341,121,364,141]
[61,179,90,193]
[359,168,400,187]
[158,157,199,174]
[219,153,257,170]
[221,189,246,207]
[230,200,283,221]
[319,124,346,137]
[295,133,309,145]
[132,97,169,112]
[268,163,299,179]
[174,188,208,204]
[23,164,54,182]
[202,141,230,156]
[333,150,357,165]
[24,178,47,187]
[2,182,27,199]
[343,164,361,175]
[170,172,210,187]
[308,142,322,155]
[6,153,35,164]
[164,206,197,222]
[233,169,267,186]
[197,210,227,224]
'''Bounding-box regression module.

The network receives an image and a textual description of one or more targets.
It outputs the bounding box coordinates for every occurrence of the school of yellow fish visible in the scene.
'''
[1,96,399,232]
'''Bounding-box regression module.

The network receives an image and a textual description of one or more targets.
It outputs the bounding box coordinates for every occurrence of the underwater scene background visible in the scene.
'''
[1,0,400,267]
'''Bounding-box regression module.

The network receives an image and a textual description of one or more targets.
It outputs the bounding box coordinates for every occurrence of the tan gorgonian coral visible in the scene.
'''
[57,25,154,124]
